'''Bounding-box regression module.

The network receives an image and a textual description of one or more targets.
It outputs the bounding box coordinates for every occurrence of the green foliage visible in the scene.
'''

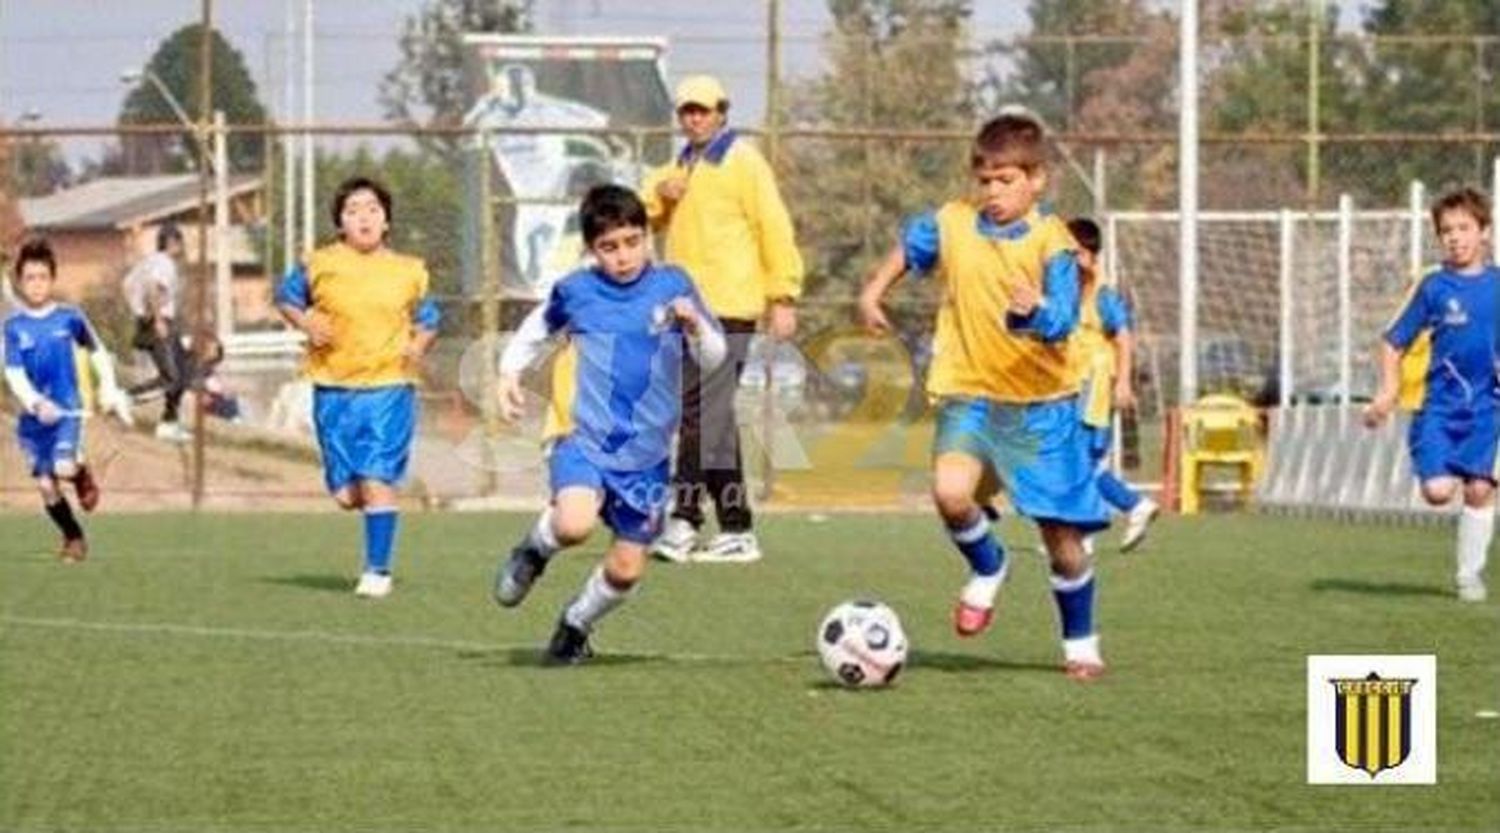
[777,0,974,328]
[379,0,533,164]
[116,24,269,174]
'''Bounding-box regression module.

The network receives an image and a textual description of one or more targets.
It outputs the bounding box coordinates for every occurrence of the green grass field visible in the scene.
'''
[1,510,1496,832]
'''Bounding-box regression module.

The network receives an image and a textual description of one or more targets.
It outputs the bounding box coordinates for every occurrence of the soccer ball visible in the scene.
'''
[816,600,908,688]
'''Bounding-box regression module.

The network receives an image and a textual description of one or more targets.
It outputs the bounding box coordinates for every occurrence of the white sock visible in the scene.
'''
[960,563,1008,610]
[526,507,560,559]
[1063,634,1102,664]
[563,567,633,631]
[1456,505,1494,583]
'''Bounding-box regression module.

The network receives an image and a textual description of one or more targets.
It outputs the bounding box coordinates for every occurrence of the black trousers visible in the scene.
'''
[128,317,189,423]
[671,318,757,532]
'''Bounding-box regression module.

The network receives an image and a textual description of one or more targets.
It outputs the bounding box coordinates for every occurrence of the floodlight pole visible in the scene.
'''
[301,0,315,254]
[1178,0,1199,405]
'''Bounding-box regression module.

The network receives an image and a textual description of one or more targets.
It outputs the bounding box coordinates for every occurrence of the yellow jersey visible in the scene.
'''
[918,202,1081,403]
[288,243,435,387]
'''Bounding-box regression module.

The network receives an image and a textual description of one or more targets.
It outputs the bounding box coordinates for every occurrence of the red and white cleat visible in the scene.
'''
[953,601,994,638]
[1063,659,1107,682]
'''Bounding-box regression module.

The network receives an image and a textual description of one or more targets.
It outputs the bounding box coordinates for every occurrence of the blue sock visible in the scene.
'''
[1097,471,1142,513]
[1050,569,1096,640]
[947,510,1005,577]
[363,508,399,574]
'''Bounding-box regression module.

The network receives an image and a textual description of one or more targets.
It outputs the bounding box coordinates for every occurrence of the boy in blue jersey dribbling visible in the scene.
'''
[3,239,131,563]
[492,185,727,664]
[1365,187,1500,603]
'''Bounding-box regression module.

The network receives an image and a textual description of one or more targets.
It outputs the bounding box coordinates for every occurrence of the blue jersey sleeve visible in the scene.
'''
[275,264,312,311]
[542,282,570,333]
[412,297,440,331]
[68,308,100,351]
[1006,250,1081,343]
[901,211,941,275]
[2,320,19,368]
[1097,286,1131,337]
[1384,278,1433,350]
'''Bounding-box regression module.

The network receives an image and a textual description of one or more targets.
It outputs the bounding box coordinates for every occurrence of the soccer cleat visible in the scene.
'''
[651,518,698,563]
[58,537,87,564]
[1064,659,1108,682]
[1457,578,1488,603]
[493,546,547,608]
[1120,497,1160,553]
[74,465,100,513]
[953,601,994,637]
[353,571,393,599]
[693,532,762,564]
[545,617,594,665]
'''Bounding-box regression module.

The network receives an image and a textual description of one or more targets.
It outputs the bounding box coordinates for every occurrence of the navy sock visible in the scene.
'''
[45,498,84,541]
[946,510,1005,577]
[1050,569,1097,640]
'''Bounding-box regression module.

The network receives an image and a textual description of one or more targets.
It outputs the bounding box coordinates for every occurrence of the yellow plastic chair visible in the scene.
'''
[1178,393,1264,514]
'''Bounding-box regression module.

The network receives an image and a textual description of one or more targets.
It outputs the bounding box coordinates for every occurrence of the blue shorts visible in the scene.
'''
[934,396,1109,532]
[548,436,669,545]
[313,385,417,493]
[1409,407,1499,483]
[17,415,83,478]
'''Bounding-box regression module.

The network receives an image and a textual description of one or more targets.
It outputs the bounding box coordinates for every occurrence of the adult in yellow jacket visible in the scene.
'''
[642,74,804,564]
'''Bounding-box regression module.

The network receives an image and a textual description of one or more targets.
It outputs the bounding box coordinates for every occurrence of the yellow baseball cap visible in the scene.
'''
[674,75,728,110]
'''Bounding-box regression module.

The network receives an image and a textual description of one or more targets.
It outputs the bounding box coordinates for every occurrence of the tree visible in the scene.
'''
[7,137,72,198]
[379,0,533,162]
[0,136,26,257]
[776,0,973,324]
[117,24,269,175]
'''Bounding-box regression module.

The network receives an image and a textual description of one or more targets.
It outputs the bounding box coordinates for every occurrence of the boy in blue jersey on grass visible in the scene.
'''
[1365,187,1500,603]
[3,239,131,563]
[859,112,1111,680]
[492,184,727,664]
[1067,218,1159,552]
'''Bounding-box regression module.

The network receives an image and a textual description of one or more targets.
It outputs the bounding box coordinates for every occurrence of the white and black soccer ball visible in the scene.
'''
[816,600,908,688]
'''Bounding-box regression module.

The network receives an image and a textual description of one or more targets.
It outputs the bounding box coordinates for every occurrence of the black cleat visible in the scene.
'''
[545,617,593,666]
[493,546,547,608]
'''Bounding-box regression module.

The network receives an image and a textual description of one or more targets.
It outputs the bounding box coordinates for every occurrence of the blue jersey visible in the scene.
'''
[1384,266,1500,414]
[542,263,719,472]
[3,304,98,412]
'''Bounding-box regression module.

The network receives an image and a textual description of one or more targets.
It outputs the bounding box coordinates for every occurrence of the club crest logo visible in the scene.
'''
[1442,297,1468,326]
[1307,655,1435,785]
[1330,673,1416,778]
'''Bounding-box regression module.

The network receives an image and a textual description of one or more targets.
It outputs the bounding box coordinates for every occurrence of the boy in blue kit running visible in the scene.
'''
[1067,218,1159,552]
[859,113,1111,680]
[3,239,131,562]
[492,184,727,664]
[1365,187,1500,603]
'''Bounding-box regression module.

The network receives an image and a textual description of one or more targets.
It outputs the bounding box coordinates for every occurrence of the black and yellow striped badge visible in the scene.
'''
[1330,673,1416,778]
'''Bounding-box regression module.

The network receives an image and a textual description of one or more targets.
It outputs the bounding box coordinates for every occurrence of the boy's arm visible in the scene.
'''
[274,263,332,347]
[496,292,566,422]
[405,265,441,359]
[675,285,727,372]
[859,245,908,335]
[2,325,43,413]
[1005,250,1080,343]
[641,164,683,232]
[1100,287,1135,408]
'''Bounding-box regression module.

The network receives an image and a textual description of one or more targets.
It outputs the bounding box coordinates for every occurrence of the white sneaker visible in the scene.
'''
[693,532,762,564]
[354,571,392,598]
[1457,578,1488,603]
[651,518,698,564]
[154,421,191,444]
[1120,497,1160,553]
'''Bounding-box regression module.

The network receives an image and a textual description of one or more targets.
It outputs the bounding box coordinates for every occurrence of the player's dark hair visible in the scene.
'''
[331,176,394,238]
[971,113,1047,172]
[12,238,56,281]
[1068,217,1102,255]
[1431,187,1492,231]
[580,184,647,245]
[156,223,184,251]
